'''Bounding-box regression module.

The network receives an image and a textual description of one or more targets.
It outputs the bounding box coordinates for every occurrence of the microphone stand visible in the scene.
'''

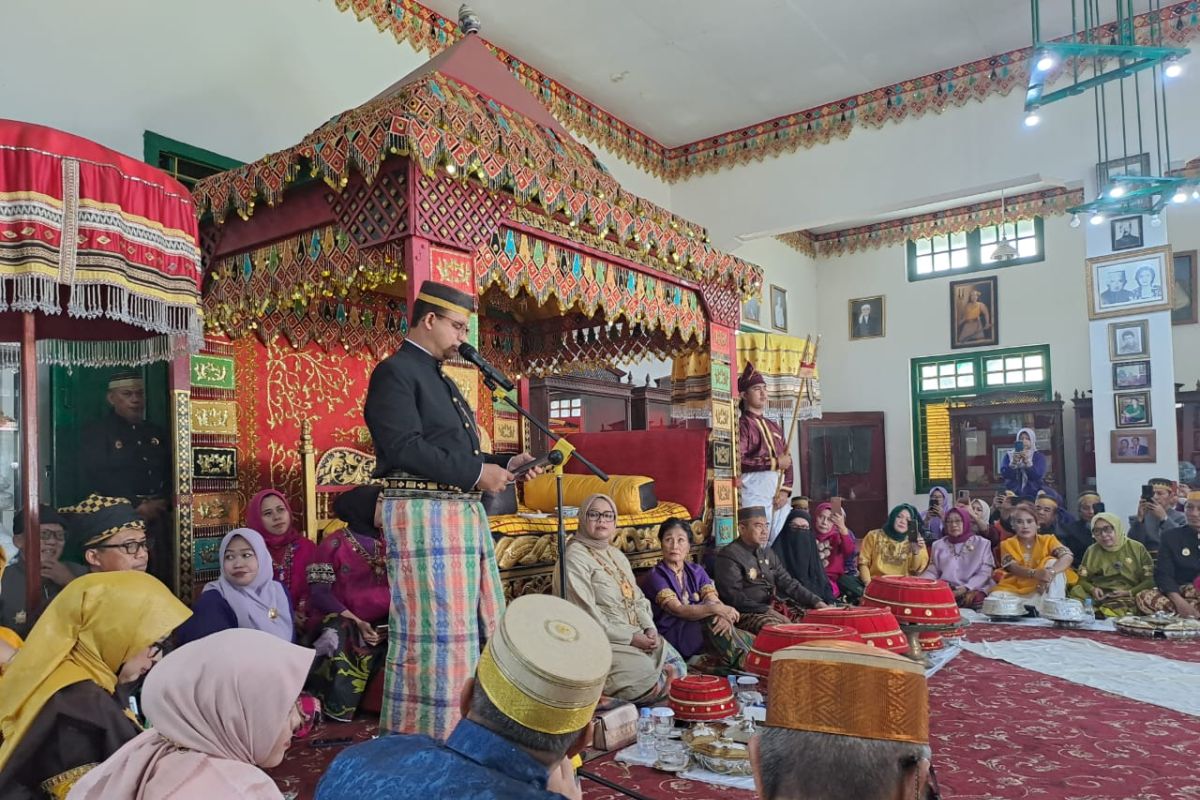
[482,376,608,599]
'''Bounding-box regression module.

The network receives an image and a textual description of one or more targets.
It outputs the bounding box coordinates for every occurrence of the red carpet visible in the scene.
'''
[272,625,1200,799]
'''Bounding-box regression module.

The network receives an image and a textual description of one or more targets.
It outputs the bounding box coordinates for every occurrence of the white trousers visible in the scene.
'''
[740,471,790,546]
[1011,557,1067,613]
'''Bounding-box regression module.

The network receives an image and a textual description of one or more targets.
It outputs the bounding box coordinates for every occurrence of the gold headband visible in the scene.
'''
[108,378,143,390]
[1188,490,1200,502]
[416,291,473,316]
[1078,492,1101,502]
[1035,497,1058,509]
[475,645,596,735]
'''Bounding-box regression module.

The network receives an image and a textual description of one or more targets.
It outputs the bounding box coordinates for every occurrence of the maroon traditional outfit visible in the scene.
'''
[738,363,793,544]
[246,489,317,637]
[306,486,390,721]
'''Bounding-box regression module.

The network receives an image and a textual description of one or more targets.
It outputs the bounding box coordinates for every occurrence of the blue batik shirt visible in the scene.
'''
[314,719,567,800]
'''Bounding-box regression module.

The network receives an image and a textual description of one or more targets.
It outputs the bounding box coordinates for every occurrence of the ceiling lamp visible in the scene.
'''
[991,191,1019,261]
[1165,58,1184,78]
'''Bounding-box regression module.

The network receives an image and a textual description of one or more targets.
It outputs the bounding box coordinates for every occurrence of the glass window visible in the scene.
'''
[908,217,1044,281]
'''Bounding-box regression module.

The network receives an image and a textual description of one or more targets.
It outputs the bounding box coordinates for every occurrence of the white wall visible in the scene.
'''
[812,220,1093,509]
[1166,205,1200,385]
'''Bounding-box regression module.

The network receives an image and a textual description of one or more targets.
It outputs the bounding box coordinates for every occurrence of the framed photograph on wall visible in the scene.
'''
[1086,245,1173,319]
[1112,360,1151,390]
[770,284,788,332]
[1108,319,1149,360]
[742,289,762,326]
[1110,215,1144,251]
[1097,153,1152,210]
[1111,429,1155,463]
[949,276,998,349]
[848,295,885,340]
[1173,250,1198,326]
[1113,391,1152,428]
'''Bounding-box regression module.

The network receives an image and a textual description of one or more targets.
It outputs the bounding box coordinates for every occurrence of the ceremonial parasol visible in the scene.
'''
[0,119,203,609]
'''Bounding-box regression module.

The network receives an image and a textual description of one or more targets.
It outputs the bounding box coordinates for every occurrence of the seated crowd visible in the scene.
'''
[1,468,1198,799]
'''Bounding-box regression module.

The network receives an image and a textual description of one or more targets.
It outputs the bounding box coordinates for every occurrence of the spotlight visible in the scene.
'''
[1089,212,1105,226]
[1150,213,1162,227]
[1193,189,1200,200]
[1108,184,1127,199]
[1172,189,1188,203]
[1069,214,1081,228]
[1024,112,1041,128]
[1166,59,1184,78]
[1036,52,1056,72]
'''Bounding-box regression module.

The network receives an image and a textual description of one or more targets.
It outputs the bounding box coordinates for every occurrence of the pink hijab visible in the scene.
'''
[67,628,314,800]
[246,489,304,566]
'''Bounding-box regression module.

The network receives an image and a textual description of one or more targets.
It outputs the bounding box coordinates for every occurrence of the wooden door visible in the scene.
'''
[800,412,888,537]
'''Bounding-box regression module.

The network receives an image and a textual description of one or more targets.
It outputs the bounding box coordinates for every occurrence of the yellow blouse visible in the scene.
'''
[858,530,930,584]
[991,534,1077,595]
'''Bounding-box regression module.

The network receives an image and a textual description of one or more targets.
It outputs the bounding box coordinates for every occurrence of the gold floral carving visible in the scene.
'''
[315,448,378,486]
[191,400,238,435]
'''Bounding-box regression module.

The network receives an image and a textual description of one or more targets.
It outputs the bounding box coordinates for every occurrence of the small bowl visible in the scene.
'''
[559,506,579,518]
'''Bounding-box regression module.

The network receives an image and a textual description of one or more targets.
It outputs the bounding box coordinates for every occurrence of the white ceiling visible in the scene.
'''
[424,0,1083,147]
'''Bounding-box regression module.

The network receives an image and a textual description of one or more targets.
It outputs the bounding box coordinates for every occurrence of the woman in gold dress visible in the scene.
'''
[556,493,686,704]
[956,286,992,344]
[857,504,930,585]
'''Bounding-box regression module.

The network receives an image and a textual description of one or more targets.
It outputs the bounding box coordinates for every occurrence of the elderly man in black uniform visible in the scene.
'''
[715,506,828,634]
[79,371,171,582]
[0,506,86,636]
[364,279,539,741]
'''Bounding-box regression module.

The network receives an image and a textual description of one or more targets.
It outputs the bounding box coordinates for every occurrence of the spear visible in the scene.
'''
[776,334,821,496]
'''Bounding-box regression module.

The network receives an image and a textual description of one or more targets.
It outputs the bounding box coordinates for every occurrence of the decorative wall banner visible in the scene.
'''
[711,362,731,398]
[494,417,520,451]
[712,402,734,436]
[193,535,223,575]
[712,440,734,472]
[709,323,736,366]
[190,355,236,390]
[193,447,238,480]
[191,400,239,435]
[443,364,480,413]
[193,492,241,527]
[712,478,735,511]
[430,245,474,293]
[713,515,735,548]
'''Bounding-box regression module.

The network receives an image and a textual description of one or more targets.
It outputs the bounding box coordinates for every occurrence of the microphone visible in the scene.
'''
[458,343,515,392]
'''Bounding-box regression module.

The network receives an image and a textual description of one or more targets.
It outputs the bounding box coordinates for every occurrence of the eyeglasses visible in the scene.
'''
[434,313,469,334]
[93,538,151,555]
[1092,524,1116,536]
[37,530,66,542]
[586,511,616,522]
[147,637,173,660]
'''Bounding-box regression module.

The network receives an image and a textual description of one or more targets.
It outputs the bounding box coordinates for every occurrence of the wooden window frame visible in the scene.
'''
[907,217,1045,282]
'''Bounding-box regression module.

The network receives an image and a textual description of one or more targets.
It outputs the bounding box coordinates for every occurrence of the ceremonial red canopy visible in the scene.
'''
[0,119,203,609]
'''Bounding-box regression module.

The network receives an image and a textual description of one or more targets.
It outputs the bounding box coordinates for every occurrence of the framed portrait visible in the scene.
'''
[1113,390,1153,428]
[993,446,1014,476]
[1108,319,1149,360]
[1086,245,1173,319]
[1173,250,1197,326]
[770,285,788,332]
[1097,153,1152,210]
[742,289,762,326]
[949,276,998,349]
[848,295,885,340]
[1110,215,1144,252]
[1111,429,1155,463]
[1112,359,1151,390]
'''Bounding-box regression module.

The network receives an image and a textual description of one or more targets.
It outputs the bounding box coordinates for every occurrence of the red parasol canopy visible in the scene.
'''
[0,119,202,365]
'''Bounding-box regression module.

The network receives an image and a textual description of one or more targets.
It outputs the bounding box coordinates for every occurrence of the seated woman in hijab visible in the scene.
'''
[0,571,190,798]
[306,485,390,722]
[999,427,1046,500]
[772,509,836,604]
[1069,512,1154,618]
[857,504,929,585]
[175,528,295,646]
[810,502,860,601]
[920,506,995,609]
[67,628,313,800]
[645,518,751,673]
[246,489,317,636]
[556,494,686,704]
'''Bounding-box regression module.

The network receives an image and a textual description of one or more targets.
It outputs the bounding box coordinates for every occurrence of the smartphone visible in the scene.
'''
[1013,440,1026,453]
[830,496,843,514]
[906,525,920,543]
[512,452,556,476]
[1141,484,1155,502]
[957,489,971,504]
[374,624,389,632]
[1093,501,1106,513]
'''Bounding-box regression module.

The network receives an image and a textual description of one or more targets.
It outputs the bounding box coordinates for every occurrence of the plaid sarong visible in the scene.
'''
[380,494,505,739]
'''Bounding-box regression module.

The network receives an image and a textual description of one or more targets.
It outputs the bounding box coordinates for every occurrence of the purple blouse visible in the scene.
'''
[920,535,996,593]
[645,561,719,659]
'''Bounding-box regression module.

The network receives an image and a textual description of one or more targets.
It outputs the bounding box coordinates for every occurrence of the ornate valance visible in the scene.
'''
[779,186,1084,258]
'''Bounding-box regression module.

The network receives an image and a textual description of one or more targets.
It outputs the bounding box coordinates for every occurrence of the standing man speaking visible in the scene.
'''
[365,280,538,740]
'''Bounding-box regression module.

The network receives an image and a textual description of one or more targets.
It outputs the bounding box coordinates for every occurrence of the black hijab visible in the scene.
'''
[772,508,835,603]
[334,485,383,537]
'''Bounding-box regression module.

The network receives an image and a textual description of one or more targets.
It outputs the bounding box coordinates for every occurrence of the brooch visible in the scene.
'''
[691,592,700,602]
[1184,548,1192,557]
[114,440,124,450]
[150,437,160,446]
[748,568,758,580]
[268,608,278,620]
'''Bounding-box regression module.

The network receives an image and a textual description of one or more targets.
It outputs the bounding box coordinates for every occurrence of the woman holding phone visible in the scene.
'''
[999,427,1046,500]
[856,504,929,585]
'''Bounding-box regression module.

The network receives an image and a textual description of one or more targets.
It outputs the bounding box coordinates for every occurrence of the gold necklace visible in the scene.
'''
[585,546,636,605]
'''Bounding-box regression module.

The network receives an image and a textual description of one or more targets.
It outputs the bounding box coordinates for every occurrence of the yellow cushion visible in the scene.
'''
[522,474,653,516]
[489,501,691,537]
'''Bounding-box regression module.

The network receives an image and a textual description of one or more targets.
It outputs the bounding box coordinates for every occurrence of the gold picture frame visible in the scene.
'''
[848,295,886,340]
[1086,245,1173,320]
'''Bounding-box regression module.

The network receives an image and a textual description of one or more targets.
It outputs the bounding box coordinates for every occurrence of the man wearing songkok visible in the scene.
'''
[61,494,151,573]
[1061,491,1102,564]
[751,640,934,800]
[738,362,792,545]
[1129,477,1186,555]
[316,594,610,800]
[715,507,827,633]
[78,370,172,580]
[1136,489,1200,618]
[363,280,539,739]
[0,506,86,636]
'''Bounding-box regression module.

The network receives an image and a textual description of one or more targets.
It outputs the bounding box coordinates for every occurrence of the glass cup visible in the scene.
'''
[655,739,689,771]
[650,707,675,740]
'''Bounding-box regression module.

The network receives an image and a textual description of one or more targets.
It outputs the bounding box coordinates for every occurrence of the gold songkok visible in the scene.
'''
[1187,490,1200,503]
[59,494,145,546]
[766,640,929,745]
[1035,492,1058,510]
[1149,477,1174,489]
[107,370,143,391]
[416,280,475,316]
[475,594,610,735]
[1078,492,1101,503]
